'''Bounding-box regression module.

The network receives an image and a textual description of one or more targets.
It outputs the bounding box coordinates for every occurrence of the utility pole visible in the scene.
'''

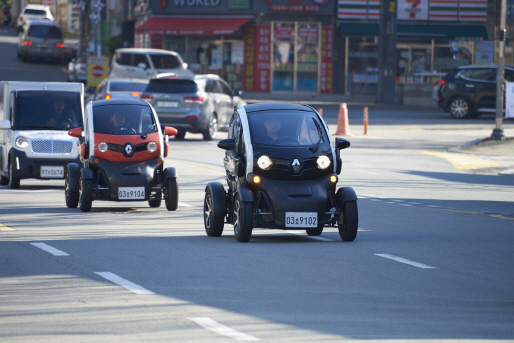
[90,0,104,57]
[76,0,86,59]
[492,0,507,140]
[377,0,398,104]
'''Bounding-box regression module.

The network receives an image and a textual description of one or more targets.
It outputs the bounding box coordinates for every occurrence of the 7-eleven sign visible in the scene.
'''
[398,0,428,20]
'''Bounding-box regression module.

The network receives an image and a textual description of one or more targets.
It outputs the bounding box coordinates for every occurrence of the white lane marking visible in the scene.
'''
[178,202,193,207]
[369,199,382,202]
[188,317,260,341]
[288,231,336,241]
[408,202,422,205]
[399,203,413,206]
[253,230,337,242]
[426,205,441,208]
[375,254,437,269]
[94,272,155,295]
[30,243,69,256]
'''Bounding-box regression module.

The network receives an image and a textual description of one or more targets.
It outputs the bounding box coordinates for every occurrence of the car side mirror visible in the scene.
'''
[68,127,82,137]
[0,119,11,130]
[217,138,236,150]
[137,62,147,69]
[335,137,351,150]
[234,89,243,97]
[164,126,177,137]
[183,62,188,69]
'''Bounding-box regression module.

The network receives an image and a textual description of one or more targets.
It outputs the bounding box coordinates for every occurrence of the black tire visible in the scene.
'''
[79,176,93,212]
[306,222,323,236]
[449,96,472,119]
[338,201,358,242]
[202,114,218,141]
[148,192,162,208]
[8,159,20,189]
[164,178,179,211]
[204,186,225,237]
[174,130,186,140]
[233,194,253,242]
[65,169,79,208]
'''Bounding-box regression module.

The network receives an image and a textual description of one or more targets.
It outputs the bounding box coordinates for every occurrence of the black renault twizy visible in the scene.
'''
[65,99,179,212]
[203,102,358,242]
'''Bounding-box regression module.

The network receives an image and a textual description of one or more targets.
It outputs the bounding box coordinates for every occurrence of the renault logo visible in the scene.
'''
[125,144,133,155]
[292,158,301,173]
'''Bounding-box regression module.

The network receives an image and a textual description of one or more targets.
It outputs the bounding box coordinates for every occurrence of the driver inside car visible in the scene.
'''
[261,115,282,144]
[47,96,78,129]
[109,111,130,133]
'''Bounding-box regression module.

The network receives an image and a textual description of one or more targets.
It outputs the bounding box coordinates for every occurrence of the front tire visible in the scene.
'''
[449,96,472,119]
[65,168,79,208]
[204,186,225,237]
[233,194,253,242]
[79,176,93,212]
[174,130,186,140]
[148,192,162,208]
[338,201,358,241]
[202,114,218,141]
[8,159,20,189]
[164,178,178,211]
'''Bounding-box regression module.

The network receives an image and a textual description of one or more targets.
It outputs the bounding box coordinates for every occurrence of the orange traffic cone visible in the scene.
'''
[318,108,323,117]
[335,103,353,136]
[363,106,368,135]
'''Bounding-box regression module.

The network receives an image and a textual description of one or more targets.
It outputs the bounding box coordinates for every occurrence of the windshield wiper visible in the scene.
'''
[140,124,156,139]
[309,118,324,153]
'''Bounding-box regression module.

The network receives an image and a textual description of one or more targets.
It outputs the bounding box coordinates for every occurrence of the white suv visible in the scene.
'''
[17,5,54,33]
[109,48,194,80]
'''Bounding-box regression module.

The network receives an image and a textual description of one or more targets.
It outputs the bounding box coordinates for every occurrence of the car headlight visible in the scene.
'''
[98,142,108,153]
[316,155,331,169]
[15,136,29,149]
[147,141,158,152]
[257,155,273,170]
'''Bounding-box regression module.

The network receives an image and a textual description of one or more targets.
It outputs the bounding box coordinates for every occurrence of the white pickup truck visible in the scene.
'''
[0,81,84,188]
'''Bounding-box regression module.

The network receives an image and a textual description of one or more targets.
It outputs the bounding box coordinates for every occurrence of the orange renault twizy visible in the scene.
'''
[65,99,179,212]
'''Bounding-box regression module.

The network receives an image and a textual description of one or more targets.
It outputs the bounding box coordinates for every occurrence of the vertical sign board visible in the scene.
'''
[320,27,333,94]
[87,56,110,88]
[505,82,514,118]
[377,0,397,104]
[243,25,271,92]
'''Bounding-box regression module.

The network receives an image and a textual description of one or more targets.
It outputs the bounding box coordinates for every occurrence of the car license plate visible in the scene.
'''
[118,187,145,200]
[38,47,48,52]
[40,166,64,178]
[285,212,317,228]
[157,101,179,108]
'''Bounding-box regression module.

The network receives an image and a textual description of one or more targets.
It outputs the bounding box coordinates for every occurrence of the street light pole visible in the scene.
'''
[492,0,507,140]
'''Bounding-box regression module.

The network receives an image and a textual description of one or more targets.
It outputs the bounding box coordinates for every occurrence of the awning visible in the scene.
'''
[136,17,253,35]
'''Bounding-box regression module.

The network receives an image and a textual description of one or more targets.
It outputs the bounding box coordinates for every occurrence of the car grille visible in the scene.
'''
[31,140,73,155]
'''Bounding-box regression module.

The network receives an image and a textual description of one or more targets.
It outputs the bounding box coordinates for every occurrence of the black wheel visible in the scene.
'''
[204,186,225,237]
[306,221,323,236]
[148,192,162,208]
[79,175,93,212]
[8,159,20,189]
[65,168,79,208]
[164,178,178,211]
[449,97,472,119]
[202,114,218,141]
[174,130,186,140]
[233,193,253,242]
[338,201,358,242]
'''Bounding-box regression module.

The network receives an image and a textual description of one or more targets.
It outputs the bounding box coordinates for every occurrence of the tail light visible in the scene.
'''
[104,94,112,100]
[24,40,33,46]
[140,94,153,101]
[434,79,446,86]
[131,92,140,97]
[55,43,64,48]
[186,116,198,120]
[183,96,204,104]
[19,16,23,22]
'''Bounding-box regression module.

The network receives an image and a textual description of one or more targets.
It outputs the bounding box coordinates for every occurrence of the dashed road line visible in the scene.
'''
[188,317,260,341]
[0,223,15,231]
[30,243,69,256]
[94,272,155,295]
[375,254,437,269]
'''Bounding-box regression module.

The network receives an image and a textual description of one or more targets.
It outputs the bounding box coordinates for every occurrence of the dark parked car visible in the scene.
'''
[433,64,514,119]
[203,102,358,242]
[140,74,244,141]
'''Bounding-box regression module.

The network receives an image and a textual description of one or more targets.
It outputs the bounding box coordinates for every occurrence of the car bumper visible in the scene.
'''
[10,149,80,180]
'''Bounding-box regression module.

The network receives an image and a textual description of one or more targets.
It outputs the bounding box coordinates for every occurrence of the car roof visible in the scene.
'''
[243,102,315,114]
[106,78,149,84]
[24,4,50,10]
[92,99,150,107]
[115,48,180,55]
[195,74,220,80]
[26,20,60,27]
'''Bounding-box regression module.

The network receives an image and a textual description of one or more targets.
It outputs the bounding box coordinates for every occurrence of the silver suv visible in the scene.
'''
[109,48,194,80]
[17,20,63,64]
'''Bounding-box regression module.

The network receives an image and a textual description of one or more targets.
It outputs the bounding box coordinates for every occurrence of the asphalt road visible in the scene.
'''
[1,29,514,342]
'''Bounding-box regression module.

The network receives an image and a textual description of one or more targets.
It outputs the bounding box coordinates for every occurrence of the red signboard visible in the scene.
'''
[320,27,333,94]
[91,65,104,78]
[244,25,271,92]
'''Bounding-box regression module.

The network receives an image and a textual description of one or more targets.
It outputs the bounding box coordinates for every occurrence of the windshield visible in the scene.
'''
[28,25,62,39]
[248,110,328,147]
[109,81,148,92]
[13,91,83,131]
[93,104,156,135]
[145,79,197,94]
[150,54,183,69]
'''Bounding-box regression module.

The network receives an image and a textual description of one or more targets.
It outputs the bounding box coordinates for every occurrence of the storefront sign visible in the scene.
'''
[270,4,320,11]
[397,0,428,20]
[474,40,494,64]
[320,27,333,94]
[243,25,271,92]
[228,0,251,9]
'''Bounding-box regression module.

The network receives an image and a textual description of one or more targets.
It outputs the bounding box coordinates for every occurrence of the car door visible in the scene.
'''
[469,68,497,109]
